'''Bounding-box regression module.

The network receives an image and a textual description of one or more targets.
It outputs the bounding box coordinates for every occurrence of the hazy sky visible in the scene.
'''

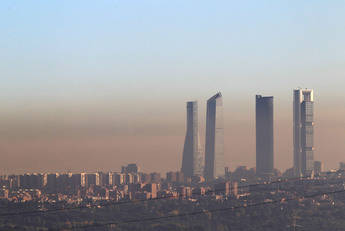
[1,0,345,174]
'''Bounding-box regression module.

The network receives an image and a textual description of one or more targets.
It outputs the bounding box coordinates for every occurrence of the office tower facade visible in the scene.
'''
[181,101,204,177]
[204,92,224,180]
[255,95,274,176]
[293,88,314,177]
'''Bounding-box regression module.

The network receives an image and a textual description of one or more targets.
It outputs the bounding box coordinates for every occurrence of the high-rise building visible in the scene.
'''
[313,161,323,175]
[8,175,20,189]
[112,173,125,185]
[204,92,224,180]
[71,173,82,188]
[255,95,274,176]
[95,172,109,186]
[81,173,86,187]
[143,183,157,199]
[121,164,139,174]
[293,88,314,177]
[181,101,204,177]
[19,173,44,189]
[46,173,58,193]
[86,173,97,187]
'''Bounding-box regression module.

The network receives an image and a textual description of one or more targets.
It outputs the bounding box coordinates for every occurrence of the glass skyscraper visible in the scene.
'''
[255,95,274,176]
[181,101,204,177]
[204,93,224,180]
[293,88,314,177]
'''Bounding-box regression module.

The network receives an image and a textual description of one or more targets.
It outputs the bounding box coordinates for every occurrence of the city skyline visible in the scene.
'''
[0,88,343,175]
[1,1,345,175]
[0,88,344,176]
[2,1,345,230]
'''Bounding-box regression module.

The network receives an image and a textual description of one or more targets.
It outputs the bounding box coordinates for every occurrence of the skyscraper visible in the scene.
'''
[255,95,274,176]
[181,101,204,177]
[293,88,314,177]
[204,92,224,180]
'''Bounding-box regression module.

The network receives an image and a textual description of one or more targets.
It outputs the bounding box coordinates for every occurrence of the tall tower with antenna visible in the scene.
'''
[293,88,314,177]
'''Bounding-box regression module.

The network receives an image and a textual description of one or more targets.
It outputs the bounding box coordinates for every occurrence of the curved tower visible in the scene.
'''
[181,101,204,177]
[204,92,224,180]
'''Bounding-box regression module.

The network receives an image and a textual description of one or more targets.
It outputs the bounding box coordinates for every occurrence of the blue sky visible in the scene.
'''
[0,1,345,173]
[1,0,345,101]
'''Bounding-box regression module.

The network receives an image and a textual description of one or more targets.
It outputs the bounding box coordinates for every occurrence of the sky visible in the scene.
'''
[0,0,345,174]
